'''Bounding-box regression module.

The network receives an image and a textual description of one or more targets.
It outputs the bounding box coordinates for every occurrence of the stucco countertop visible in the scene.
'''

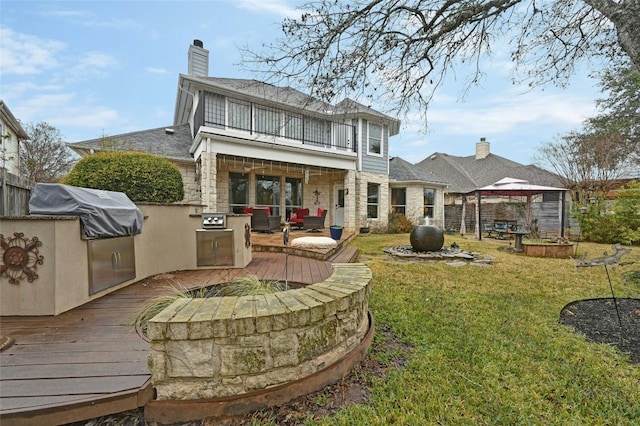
[188,213,252,218]
[0,215,79,220]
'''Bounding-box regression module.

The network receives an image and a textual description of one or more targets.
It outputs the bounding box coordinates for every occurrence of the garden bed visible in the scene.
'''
[521,241,575,258]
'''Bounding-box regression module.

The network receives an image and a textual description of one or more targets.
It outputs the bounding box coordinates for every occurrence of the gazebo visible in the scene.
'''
[468,177,568,240]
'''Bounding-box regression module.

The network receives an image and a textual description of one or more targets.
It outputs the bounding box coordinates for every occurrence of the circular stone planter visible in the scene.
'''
[144,264,373,424]
[521,242,575,258]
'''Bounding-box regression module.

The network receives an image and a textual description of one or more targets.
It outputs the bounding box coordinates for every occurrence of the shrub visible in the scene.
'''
[578,181,640,245]
[62,151,184,203]
[388,212,415,233]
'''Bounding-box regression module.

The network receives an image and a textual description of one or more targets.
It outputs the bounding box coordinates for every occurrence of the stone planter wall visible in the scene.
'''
[522,242,575,258]
[147,263,372,400]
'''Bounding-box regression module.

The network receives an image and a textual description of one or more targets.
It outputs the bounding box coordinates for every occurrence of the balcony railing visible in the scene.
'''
[194,93,357,153]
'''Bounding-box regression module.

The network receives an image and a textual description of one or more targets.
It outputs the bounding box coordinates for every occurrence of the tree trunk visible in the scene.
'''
[585,0,640,71]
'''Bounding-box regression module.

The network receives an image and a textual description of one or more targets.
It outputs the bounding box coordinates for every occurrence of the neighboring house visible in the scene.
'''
[1,100,32,216]
[69,40,405,232]
[415,138,567,234]
[1,100,27,176]
[388,156,448,228]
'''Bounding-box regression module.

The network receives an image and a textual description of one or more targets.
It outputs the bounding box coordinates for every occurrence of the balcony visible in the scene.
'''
[194,94,357,153]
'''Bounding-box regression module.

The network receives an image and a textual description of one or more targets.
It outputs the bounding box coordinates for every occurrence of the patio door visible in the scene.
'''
[334,187,345,227]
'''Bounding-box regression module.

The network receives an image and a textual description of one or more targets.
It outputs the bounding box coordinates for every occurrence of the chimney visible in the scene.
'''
[188,39,209,77]
[476,137,490,159]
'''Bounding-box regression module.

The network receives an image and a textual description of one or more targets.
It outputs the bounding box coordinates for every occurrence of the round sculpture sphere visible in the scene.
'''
[410,225,444,252]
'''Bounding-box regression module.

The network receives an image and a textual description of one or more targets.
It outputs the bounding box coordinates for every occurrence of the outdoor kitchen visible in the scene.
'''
[0,184,251,316]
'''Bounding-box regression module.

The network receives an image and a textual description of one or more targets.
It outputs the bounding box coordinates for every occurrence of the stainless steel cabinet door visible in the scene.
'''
[88,236,136,294]
[196,230,234,266]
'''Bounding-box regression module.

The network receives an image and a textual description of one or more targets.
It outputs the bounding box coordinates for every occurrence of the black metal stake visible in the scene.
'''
[604,264,623,328]
[283,226,289,290]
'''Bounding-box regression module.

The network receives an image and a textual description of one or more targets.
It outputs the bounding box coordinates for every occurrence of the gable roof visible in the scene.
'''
[1,100,29,139]
[198,76,332,112]
[175,75,400,134]
[416,152,562,194]
[334,98,400,135]
[67,124,193,162]
[389,156,447,186]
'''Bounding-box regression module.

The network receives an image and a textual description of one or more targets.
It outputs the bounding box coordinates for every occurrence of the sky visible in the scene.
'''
[1,0,605,166]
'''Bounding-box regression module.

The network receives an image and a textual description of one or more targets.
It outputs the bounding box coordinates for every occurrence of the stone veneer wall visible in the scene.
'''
[174,161,201,204]
[147,263,372,400]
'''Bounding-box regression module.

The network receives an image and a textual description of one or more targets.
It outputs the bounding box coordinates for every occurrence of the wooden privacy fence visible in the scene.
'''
[0,170,32,216]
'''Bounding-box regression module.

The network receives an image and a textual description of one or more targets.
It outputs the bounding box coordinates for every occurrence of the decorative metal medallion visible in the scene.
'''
[1,233,44,284]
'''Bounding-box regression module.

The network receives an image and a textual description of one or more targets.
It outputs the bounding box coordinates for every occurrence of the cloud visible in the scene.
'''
[41,7,142,31]
[427,88,597,136]
[235,0,303,19]
[15,93,119,133]
[0,27,65,75]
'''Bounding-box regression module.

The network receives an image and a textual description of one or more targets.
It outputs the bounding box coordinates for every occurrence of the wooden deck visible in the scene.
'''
[0,243,360,425]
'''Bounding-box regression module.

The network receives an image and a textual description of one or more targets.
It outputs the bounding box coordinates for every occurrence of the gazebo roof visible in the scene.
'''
[471,177,566,197]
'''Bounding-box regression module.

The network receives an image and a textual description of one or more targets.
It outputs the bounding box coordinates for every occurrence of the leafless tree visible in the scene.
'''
[535,129,632,201]
[243,0,639,118]
[20,122,76,183]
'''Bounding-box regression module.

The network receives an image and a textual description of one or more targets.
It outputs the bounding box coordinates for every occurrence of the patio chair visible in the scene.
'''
[251,208,281,233]
[289,208,309,229]
[482,221,494,237]
[493,221,509,239]
[303,208,327,232]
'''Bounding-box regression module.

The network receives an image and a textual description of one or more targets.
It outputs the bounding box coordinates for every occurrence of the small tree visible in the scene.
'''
[20,121,76,183]
[62,151,184,203]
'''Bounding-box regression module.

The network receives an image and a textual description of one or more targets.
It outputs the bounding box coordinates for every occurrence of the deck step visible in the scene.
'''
[329,247,360,263]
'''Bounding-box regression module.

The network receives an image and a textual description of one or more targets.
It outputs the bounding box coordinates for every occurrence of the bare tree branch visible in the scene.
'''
[20,122,76,183]
[241,0,638,120]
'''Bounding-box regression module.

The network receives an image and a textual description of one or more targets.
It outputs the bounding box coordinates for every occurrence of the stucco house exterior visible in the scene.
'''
[69,40,451,233]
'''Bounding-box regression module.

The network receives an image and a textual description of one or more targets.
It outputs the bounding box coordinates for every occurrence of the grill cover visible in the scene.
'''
[29,183,144,238]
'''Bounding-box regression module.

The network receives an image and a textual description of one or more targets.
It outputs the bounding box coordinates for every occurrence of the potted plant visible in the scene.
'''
[359,215,370,235]
[330,224,343,240]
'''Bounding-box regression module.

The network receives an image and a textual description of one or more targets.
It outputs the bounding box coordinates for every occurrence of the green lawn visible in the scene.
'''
[317,234,640,425]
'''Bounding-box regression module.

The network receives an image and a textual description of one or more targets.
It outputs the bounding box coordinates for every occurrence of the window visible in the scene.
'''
[228,98,251,131]
[368,123,382,155]
[204,92,225,128]
[229,172,249,213]
[424,188,435,218]
[304,116,326,146]
[285,177,303,220]
[256,175,281,216]
[284,112,303,141]
[255,105,281,136]
[367,183,379,219]
[391,188,406,215]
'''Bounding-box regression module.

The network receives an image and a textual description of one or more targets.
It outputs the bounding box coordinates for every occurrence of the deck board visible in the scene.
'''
[1,246,358,424]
